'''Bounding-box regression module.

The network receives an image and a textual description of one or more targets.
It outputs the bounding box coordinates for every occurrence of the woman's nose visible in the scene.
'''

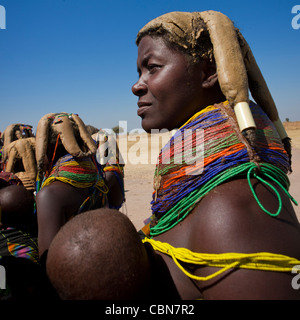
[132,78,147,97]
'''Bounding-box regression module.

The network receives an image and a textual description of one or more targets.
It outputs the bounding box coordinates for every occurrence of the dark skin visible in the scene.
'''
[154,179,300,299]
[37,146,124,258]
[133,36,223,132]
[36,181,88,257]
[0,185,35,232]
[132,36,300,299]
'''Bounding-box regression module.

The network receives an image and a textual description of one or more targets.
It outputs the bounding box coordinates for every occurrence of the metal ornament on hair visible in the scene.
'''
[199,10,288,153]
[199,11,256,134]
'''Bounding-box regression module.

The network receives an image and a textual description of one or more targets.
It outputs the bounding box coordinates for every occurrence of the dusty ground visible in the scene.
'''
[120,127,300,230]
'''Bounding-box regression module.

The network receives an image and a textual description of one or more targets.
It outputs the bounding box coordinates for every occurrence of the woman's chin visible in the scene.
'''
[141,119,152,133]
[142,119,170,134]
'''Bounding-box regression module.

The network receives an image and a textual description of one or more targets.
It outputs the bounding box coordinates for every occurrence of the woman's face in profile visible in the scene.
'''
[132,35,207,132]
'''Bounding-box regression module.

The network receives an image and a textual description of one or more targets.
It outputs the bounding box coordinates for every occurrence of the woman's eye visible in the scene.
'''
[148,64,160,72]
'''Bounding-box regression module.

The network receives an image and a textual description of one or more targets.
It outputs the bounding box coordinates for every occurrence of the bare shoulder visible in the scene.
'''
[36,181,88,212]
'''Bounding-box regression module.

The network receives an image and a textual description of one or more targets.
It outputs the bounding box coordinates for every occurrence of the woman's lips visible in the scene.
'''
[137,105,151,117]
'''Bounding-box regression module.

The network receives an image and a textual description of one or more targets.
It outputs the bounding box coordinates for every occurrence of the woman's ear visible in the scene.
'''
[202,72,218,89]
[201,60,218,89]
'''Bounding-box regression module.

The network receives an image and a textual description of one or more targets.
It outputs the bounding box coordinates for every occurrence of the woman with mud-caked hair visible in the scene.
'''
[35,113,125,259]
[131,11,300,300]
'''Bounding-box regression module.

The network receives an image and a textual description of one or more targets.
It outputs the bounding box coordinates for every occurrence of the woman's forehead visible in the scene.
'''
[137,35,181,62]
[138,36,166,53]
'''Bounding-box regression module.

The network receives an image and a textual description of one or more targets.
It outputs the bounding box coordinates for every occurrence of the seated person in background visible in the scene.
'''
[1,123,34,171]
[85,124,99,136]
[2,137,37,193]
[86,124,125,209]
[0,185,54,299]
[0,185,37,235]
[92,128,125,209]
[35,113,124,258]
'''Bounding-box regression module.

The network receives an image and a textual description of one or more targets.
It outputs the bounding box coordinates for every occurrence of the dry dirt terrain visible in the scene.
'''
[121,124,300,230]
